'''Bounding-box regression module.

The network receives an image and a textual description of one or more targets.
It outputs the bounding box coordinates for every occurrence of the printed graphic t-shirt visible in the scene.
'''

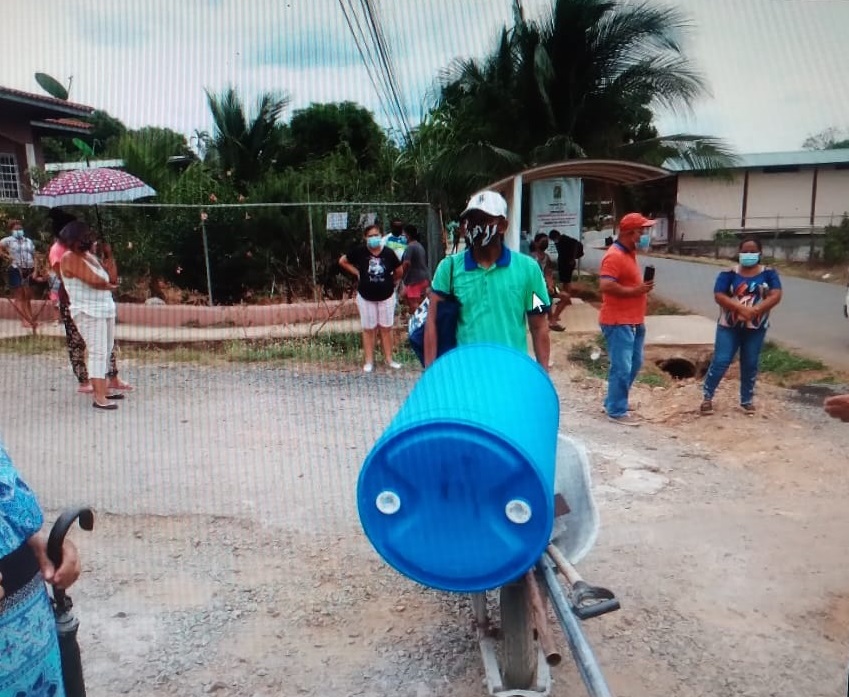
[347,245,401,302]
[714,266,782,330]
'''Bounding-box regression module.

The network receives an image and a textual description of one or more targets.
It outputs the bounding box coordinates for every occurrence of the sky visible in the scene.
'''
[3,0,849,155]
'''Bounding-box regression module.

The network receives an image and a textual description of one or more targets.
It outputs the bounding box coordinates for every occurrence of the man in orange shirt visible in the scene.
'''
[598,213,655,426]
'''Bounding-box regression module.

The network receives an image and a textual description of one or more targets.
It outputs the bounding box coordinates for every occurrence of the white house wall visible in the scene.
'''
[814,167,849,223]
[675,174,743,241]
[746,171,812,228]
[675,167,849,241]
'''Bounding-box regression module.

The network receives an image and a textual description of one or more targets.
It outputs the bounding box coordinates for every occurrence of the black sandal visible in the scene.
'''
[92,402,118,411]
[106,394,125,400]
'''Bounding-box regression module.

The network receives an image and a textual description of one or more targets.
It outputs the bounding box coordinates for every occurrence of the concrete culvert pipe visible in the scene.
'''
[656,358,698,380]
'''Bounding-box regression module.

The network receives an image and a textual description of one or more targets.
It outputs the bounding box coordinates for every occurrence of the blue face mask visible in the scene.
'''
[366,236,382,249]
[12,229,24,239]
[738,252,760,267]
[638,233,650,250]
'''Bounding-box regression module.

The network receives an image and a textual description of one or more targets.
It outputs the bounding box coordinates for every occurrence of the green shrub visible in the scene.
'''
[823,215,849,264]
[568,338,609,378]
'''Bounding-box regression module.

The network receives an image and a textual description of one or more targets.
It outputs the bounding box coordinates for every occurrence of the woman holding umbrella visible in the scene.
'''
[48,211,132,395]
[59,221,121,410]
[0,436,81,696]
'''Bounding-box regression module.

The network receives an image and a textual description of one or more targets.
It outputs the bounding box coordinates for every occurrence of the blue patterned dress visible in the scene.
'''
[0,439,65,697]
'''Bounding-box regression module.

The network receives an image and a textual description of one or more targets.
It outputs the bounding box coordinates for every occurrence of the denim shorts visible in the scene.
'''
[7,267,34,289]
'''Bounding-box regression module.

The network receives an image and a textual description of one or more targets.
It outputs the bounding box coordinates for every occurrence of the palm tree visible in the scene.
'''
[115,128,197,195]
[422,0,735,202]
[204,87,290,191]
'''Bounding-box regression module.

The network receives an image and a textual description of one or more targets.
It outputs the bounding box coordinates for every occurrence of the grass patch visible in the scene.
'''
[0,335,64,354]
[568,338,609,378]
[570,273,602,303]
[220,331,418,366]
[809,375,838,385]
[121,344,224,365]
[647,298,690,316]
[759,342,824,376]
[570,335,670,388]
[637,373,668,388]
[0,330,419,368]
[110,330,418,365]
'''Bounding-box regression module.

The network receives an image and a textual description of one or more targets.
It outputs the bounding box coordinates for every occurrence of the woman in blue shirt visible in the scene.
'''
[700,238,783,415]
[0,437,81,697]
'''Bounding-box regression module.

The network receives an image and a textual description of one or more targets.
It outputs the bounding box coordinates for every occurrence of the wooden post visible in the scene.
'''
[810,167,819,226]
[307,204,318,304]
[200,218,214,307]
[741,171,749,228]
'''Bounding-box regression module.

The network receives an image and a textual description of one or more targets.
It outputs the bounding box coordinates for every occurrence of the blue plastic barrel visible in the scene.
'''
[357,344,559,592]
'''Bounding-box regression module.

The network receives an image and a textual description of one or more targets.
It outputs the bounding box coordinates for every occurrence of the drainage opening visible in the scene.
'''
[656,358,698,380]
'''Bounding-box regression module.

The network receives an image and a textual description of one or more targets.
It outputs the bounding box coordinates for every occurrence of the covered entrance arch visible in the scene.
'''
[481,159,674,250]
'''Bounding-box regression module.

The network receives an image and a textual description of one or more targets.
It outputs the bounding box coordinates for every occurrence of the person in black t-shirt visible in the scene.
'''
[339,225,403,373]
[548,229,584,287]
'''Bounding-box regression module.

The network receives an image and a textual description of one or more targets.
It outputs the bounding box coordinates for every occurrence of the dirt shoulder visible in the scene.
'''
[5,345,849,697]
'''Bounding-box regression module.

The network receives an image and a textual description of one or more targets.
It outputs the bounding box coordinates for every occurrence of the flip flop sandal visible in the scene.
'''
[108,383,134,391]
[92,402,118,411]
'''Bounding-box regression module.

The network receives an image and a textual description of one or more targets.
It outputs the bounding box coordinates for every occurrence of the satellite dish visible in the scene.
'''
[35,72,69,101]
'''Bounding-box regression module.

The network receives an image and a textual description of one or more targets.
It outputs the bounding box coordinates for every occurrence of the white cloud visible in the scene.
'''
[654,0,849,151]
[4,0,849,154]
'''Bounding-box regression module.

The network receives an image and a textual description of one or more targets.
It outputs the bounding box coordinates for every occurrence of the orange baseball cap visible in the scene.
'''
[619,213,654,232]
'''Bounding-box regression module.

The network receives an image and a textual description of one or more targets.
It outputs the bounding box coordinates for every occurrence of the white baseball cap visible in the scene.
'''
[460,190,508,219]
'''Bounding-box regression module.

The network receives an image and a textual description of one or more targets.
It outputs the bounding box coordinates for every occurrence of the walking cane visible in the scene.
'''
[47,507,95,697]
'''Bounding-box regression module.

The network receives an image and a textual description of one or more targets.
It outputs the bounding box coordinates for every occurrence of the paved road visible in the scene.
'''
[580,232,849,371]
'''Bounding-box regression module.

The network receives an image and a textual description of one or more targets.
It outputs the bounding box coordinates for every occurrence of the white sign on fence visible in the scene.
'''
[326,212,349,230]
[530,178,583,240]
[358,212,377,229]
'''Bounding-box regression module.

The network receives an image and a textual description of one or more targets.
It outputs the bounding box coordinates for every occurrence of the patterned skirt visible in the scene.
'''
[0,545,64,697]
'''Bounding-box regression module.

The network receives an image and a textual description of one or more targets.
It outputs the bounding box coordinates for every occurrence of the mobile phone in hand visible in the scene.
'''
[643,265,655,283]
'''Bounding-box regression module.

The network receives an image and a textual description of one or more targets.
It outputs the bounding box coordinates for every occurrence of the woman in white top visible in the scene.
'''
[59,221,121,410]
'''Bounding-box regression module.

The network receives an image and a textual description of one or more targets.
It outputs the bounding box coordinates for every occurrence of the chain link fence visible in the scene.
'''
[2,201,443,306]
[672,213,849,262]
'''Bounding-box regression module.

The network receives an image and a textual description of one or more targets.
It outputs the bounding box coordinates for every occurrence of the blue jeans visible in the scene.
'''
[601,323,646,418]
[702,325,767,405]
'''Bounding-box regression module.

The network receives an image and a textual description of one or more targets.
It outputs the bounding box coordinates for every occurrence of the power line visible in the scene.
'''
[361,0,412,141]
[337,0,397,131]
[352,0,407,138]
[336,0,405,136]
[337,0,411,142]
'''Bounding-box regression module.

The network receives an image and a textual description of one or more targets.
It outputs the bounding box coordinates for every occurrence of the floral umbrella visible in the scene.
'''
[32,167,156,207]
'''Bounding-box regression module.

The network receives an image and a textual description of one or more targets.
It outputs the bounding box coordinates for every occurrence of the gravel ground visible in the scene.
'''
[4,349,849,696]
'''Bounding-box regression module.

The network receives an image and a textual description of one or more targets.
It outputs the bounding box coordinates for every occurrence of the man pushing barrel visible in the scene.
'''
[423,191,552,370]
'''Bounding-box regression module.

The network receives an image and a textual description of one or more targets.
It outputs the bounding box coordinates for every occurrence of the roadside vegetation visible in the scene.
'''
[0,330,419,368]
